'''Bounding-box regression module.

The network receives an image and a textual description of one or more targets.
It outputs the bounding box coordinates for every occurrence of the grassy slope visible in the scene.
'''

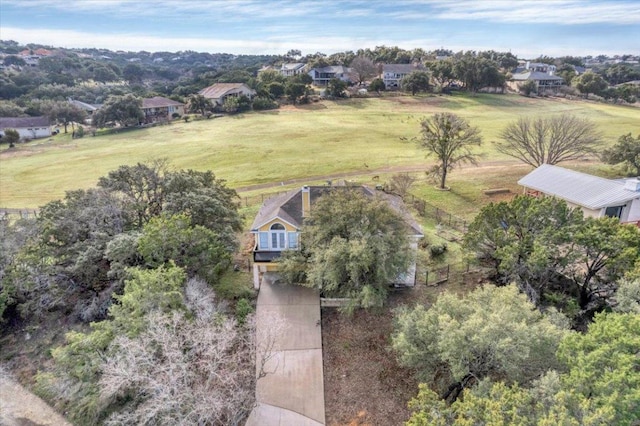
[1,93,639,208]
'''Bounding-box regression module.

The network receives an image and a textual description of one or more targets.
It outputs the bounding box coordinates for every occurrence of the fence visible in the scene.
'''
[405,194,469,233]
[0,208,38,220]
[422,261,483,286]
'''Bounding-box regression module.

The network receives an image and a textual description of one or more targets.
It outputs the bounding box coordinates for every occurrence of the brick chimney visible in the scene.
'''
[302,186,311,217]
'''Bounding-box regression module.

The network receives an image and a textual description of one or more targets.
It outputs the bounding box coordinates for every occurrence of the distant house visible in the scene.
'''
[382,63,425,89]
[141,96,185,123]
[68,98,100,116]
[250,185,424,289]
[279,63,307,77]
[307,65,351,86]
[518,164,640,226]
[199,83,256,106]
[509,61,564,94]
[0,116,51,140]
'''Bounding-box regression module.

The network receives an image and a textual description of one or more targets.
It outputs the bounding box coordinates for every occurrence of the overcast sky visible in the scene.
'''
[1,0,638,58]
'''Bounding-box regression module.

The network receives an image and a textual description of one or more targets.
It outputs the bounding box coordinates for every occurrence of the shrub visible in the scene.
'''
[430,243,447,258]
[252,96,279,110]
[235,298,253,325]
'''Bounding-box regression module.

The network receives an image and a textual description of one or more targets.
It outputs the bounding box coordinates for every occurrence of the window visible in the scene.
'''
[269,223,286,250]
[288,232,298,249]
[259,232,268,249]
[604,205,624,219]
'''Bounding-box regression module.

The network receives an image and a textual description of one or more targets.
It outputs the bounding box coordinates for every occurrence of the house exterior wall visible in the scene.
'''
[627,199,640,223]
[1,126,50,140]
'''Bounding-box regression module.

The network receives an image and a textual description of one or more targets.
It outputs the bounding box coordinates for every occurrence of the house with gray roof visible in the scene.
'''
[518,164,640,225]
[0,116,51,141]
[509,70,565,94]
[280,63,307,77]
[250,185,424,289]
[307,65,351,86]
[382,63,425,89]
[198,83,256,106]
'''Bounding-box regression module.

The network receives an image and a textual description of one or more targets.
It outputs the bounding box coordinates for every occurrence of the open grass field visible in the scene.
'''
[1,93,639,209]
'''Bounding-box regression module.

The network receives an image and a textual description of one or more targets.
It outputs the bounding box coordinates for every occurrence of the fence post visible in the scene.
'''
[425,270,429,286]
[447,264,450,281]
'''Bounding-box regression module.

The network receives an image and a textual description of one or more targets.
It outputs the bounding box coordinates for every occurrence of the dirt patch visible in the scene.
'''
[0,372,71,426]
[322,291,420,426]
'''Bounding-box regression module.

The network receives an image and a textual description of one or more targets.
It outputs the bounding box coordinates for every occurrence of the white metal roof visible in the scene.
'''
[518,164,640,209]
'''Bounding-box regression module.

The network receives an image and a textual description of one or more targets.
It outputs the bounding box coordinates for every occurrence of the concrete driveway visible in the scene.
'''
[246,277,325,425]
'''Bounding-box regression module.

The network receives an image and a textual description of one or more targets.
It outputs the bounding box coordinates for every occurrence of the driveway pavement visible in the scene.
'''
[246,276,325,425]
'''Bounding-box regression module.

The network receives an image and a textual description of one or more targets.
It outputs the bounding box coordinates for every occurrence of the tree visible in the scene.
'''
[99,308,255,425]
[574,71,607,99]
[556,63,577,85]
[387,173,416,198]
[401,71,430,95]
[137,214,232,284]
[368,78,385,94]
[2,128,20,147]
[45,101,87,133]
[613,278,640,313]
[463,195,582,306]
[418,112,482,189]
[558,312,640,425]
[122,63,145,84]
[92,94,144,128]
[97,160,167,227]
[570,217,640,310]
[257,69,285,86]
[326,78,347,97]
[285,81,307,104]
[602,133,640,176]
[187,94,213,117]
[518,79,538,96]
[266,82,285,98]
[392,285,566,403]
[405,374,614,426]
[496,114,602,167]
[279,188,410,310]
[453,53,503,93]
[349,56,377,85]
[426,59,456,90]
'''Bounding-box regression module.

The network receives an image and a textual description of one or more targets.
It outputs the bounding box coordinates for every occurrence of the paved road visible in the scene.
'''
[246,276,325,426]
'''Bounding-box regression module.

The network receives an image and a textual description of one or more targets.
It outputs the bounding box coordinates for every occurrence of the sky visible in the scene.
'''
[1,0,639,58]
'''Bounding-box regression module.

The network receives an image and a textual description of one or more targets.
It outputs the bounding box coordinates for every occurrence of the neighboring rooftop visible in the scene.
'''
[142,96,184,108]
[199,83,253,99]
[0,116,50,128]
[511,71,564,81]
[518,164,640,209]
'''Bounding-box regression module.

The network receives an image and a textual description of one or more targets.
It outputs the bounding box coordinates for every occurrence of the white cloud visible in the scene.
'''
[394,0,640,25]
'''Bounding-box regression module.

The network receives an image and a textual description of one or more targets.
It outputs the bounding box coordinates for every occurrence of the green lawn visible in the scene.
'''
[1,93,639,208]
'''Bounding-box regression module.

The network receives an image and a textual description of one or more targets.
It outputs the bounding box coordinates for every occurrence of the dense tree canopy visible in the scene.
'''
[393,285,567,403]
[279,188,410,310]
[401,71,431,95]
[602,133,640,176]
[496,114,602,167]
[464,195,640,317]
[418,112,482,189]
[574,71,608,99]
[92,94,144,128]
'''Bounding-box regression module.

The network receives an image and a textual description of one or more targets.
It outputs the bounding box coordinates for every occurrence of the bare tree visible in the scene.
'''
[99,282,285,426]
[387,173,416,198]
[349,56,377,85]
[496,114,602,167]
[419,113,482,189]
